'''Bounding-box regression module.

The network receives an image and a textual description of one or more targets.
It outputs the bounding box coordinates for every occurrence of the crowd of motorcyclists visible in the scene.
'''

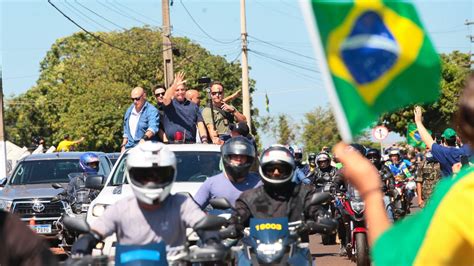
[3,71,474,265]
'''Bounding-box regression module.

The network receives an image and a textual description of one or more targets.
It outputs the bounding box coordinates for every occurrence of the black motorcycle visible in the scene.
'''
[51,174,104,255]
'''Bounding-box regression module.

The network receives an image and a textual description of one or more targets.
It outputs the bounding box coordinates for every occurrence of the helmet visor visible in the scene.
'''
[129,166,175,188]
[262,162,293,181]
[86,161,99,169]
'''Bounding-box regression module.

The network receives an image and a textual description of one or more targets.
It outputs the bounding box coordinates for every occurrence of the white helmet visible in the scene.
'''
[126,142,177,205]
[259,144,295,185]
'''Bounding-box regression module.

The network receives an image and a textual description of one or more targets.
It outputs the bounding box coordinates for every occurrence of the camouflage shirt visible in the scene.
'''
[415,159,441,201]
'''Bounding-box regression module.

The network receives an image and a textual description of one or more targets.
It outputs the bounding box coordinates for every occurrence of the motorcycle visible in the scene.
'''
[340,185,370,266]
[392,176,415,219]
[61,214,230,265]
[210,192,337,265]
[51,174,104,254]
[316,181,340,245]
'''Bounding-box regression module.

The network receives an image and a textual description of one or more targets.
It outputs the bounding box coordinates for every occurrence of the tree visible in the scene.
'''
[259,114,297,146]
[4,27,254,151]
[380,51,471,136]
[301,106,341,153]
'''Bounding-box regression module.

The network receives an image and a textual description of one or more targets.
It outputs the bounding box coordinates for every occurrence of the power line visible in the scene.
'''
[250,50,321,83]
[179,0,240,45]
[62,0,113,31]
[48,0,167,55]
[97,0,152,26]
[111,0,161,25]
[250,49,320,73]
[74,0,126,30]
[230,51,242,64]
[248,35,317,61]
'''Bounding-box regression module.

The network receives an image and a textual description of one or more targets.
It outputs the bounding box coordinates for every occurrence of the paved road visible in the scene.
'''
[310,234,355,266]
[309,200,421,266]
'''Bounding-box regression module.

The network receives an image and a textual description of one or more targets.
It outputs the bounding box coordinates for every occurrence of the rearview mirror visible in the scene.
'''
[309,192,331,206]
[0,177,7,187]
[85,175,105,190]
[62,216,90,234]
[52,183,64,189]
[209,198,233,210]
[307,218,338,235]
[193,215,227,231]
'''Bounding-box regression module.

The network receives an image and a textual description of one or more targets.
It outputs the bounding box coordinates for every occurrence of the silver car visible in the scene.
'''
[0,152,112,242]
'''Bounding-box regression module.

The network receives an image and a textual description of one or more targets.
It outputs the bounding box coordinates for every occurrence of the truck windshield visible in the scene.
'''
[10,159,81,185]
[110,151,222,186]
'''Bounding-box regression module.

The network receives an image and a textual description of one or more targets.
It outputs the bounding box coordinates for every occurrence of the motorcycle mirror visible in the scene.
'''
[209,197,233,210]
[62,215,90,234]
[197,77,211,84]
[307,218,338,235]
[51,183,64,189]
[85,175,105,190]
[193,215,227,231]
[50,196,61,203]
[309,192,331,206]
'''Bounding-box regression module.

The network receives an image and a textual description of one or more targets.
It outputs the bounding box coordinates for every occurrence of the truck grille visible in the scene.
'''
[12,199,65,219]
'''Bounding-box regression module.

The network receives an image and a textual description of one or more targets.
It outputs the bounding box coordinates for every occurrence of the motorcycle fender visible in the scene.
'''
[236,249,252,266]
[351,228,367,246]
[287,246,313,266]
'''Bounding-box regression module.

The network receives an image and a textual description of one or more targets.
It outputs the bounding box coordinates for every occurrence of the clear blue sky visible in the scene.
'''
[1,0,473,147]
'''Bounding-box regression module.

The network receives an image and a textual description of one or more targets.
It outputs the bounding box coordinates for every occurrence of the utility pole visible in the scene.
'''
[0,75,7,178]
[162,0,174,88]
[465,20,474,69]
[240,0,251,128]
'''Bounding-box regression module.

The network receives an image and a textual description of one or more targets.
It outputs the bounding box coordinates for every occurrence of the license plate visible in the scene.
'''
[30,224,52,234]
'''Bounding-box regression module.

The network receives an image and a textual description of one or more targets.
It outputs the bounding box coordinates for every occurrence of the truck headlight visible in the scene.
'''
[0,199,13,212]
[92,204,108,217]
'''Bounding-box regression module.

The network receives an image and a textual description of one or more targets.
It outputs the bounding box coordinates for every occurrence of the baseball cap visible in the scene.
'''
[229,122,250,137]
[441,128,457,139]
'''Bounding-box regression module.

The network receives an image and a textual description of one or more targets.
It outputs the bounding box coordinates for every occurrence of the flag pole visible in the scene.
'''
[300,0,353,142]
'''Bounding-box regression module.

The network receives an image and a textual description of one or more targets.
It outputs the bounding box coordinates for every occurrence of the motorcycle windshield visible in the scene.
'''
[249,217,289,244]
[347,185,362,201]
[115,242,167,266]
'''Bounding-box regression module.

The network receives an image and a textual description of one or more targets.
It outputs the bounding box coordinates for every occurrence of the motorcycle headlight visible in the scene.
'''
[350,201,365,214]
[256,241,283,256]
[0,199,13,212]
[92,204,108,217]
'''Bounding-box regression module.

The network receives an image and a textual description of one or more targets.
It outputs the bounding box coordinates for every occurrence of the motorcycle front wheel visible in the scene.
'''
[355,233,370,266]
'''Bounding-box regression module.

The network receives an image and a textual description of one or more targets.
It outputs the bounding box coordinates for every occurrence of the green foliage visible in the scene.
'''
[301,106,341,153]
[5,27,251,151]
[259,114,297,146]
[380,51,471,136]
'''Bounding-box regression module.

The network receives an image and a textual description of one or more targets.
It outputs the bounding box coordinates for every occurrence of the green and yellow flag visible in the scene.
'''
[407,122,430,148]
[301,0,440,141]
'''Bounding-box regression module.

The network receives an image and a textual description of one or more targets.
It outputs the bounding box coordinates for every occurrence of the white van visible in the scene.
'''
[86,144,222,255]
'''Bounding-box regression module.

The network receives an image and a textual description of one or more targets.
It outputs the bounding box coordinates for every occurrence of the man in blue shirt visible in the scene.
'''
[414,106,472,177]
[161,72,209,143]
[121,87,159,152]
[193,136,261,209]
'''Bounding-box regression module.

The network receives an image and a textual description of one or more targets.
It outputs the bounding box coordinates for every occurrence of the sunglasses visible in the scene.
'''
[131,95,143,102]
[211,91,223,96]
[155,92,165,97]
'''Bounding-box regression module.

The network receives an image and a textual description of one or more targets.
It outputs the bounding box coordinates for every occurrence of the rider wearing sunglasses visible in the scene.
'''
[228,144,333,239]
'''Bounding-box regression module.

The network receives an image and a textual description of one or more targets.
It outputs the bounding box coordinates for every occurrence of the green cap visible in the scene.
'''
[441,128,457,139]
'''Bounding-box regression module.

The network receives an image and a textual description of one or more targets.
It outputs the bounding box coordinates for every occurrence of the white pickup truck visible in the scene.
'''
[86,143,222,255]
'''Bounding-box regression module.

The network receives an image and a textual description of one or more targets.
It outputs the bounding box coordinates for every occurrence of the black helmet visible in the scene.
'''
[349,143,366,156]
[366,148,381,168]
[222,136,256,181]
[308,152,316,166]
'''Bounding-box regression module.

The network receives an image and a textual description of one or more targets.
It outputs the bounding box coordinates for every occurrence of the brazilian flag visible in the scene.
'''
[407,122,430,148]
[301,0,440,141]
